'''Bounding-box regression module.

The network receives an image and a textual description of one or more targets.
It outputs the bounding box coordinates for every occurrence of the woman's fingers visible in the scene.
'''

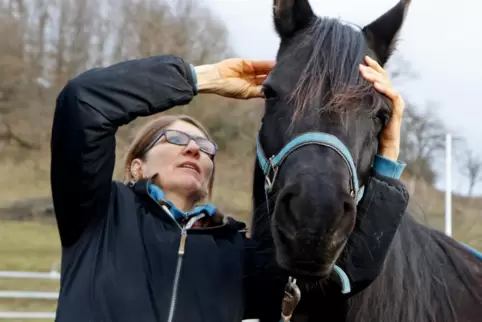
[249,60,276,75]
[364,56,388,77]
[359,64,391,87]
[359,66,380,82]
[359,58,404,120]
[254,75,268,85]
[251,85,265,98]
[374,82,395,100]
[374,82,405,118]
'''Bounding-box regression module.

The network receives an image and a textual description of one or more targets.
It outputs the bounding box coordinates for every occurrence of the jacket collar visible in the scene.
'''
[128,175,247,234]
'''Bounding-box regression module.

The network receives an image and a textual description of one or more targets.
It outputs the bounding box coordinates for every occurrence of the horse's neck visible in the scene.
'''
[347,215,482,322]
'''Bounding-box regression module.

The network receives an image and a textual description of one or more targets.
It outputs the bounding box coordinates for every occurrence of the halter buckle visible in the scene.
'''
[264,157,279,193]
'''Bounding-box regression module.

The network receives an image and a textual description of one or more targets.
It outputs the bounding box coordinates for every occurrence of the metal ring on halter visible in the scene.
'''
[264,165,279,193]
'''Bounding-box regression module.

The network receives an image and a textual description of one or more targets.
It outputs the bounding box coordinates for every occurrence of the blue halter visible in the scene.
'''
[256,131,365,203]
[256,131,365,321]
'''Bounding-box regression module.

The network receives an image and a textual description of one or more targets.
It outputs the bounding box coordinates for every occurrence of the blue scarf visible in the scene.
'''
[148,184,216,221]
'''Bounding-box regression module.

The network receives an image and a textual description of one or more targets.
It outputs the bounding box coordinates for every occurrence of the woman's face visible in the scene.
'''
[134,120,215,199]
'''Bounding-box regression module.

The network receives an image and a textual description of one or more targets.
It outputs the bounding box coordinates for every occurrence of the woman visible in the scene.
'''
[50,54,408,322]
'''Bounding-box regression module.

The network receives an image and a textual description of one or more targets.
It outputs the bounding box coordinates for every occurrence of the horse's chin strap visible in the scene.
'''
[256,132,364,322]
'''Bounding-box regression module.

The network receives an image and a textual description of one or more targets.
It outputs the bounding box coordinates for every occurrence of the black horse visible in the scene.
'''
[250,0,482,321]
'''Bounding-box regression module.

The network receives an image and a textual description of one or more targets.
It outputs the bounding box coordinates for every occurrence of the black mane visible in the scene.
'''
[289,17,387,123]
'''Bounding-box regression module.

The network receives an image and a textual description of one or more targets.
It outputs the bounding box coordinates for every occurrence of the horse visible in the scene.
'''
[249,0,482,321]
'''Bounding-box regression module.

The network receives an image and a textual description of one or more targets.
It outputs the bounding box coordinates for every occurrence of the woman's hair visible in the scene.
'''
[123,114,215,199]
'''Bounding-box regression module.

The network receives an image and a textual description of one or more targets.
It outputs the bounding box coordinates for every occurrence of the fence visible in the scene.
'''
[0,266,59,320]
[0,267,261,321]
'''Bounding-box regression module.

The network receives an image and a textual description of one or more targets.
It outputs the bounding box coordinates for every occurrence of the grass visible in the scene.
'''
[0,221,60,322]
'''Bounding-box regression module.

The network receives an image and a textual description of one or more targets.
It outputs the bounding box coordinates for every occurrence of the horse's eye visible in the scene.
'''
[374,109,389,127]
[262,85,278,100]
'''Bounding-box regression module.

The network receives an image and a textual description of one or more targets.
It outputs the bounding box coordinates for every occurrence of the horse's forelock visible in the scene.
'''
[287,17,387,125]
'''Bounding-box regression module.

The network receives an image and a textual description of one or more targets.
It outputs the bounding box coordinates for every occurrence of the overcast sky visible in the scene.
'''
[205,0,482,195]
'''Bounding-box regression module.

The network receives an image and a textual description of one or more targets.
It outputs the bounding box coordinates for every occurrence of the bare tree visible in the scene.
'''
[0,1,41,151]
[399,101,448,184]
[460,148,482,196]
[0,0,235,156]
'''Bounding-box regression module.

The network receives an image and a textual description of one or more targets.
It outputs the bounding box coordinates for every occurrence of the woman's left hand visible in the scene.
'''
[195,59,275,99]
[359,56,405,161]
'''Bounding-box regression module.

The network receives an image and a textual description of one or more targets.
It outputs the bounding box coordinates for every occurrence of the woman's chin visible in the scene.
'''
[161,173,207,202]
[176,179,205,198]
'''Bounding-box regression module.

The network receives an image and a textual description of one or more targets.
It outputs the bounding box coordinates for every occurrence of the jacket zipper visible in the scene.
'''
[144,179,226,322]
[166,214,204,322]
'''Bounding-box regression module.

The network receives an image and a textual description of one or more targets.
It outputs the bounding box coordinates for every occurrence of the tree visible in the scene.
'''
[460,148,482,196]
[398,101,448,185]
[0,0,235,155]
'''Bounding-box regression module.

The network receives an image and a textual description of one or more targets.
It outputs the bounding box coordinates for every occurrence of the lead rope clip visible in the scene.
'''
[280,277,301,322]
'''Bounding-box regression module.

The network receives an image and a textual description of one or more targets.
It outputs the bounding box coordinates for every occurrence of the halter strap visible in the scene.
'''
[256,132,365,202]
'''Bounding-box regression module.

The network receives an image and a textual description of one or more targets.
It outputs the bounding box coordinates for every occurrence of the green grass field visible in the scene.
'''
[0,221,60,322]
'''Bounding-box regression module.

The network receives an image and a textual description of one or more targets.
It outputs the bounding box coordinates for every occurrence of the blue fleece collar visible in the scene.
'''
[148,184,216,221]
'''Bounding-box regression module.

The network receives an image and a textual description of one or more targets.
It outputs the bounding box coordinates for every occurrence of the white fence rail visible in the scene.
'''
[0,267,59,320]
[0,268,259,321]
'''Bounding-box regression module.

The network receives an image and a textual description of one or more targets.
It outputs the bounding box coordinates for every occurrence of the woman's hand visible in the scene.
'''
[195,58,275,99]
[359,56,405,161]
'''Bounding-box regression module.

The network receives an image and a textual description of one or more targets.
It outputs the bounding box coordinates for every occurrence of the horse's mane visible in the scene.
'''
[289,17,389,123]
[347,212,482,322]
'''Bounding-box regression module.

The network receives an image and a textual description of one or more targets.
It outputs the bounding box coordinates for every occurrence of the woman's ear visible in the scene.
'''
[130,158,144,181]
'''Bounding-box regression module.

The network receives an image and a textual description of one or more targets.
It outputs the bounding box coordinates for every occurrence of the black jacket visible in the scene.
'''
[50,54,409,322]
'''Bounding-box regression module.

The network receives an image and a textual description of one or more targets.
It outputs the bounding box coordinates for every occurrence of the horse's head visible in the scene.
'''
[256,0,411,279]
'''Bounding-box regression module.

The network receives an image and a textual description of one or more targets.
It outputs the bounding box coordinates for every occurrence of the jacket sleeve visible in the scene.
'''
[339,171,410,296]
[372,154,406,179]
[50,55,197,247]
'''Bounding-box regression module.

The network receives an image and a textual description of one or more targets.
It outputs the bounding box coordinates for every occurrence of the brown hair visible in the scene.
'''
[123,114,216,199]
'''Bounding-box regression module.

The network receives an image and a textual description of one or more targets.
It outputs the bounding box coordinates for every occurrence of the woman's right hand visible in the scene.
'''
[359,56,405,161]
[195,58,275,99]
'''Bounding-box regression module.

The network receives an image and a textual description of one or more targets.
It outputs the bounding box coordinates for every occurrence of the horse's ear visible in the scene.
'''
[273,0,315,38]
[362,0,411,65]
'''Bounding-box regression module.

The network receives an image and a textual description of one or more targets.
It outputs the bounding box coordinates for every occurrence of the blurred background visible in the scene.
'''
[0,0,480,320]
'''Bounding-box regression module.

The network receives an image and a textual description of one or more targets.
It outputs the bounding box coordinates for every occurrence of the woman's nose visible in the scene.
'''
[182,140,200,156]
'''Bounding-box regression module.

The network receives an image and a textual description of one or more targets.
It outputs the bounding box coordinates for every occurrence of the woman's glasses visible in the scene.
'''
[142,130,217,157]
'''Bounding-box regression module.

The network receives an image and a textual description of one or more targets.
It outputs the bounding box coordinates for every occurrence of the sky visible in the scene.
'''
[204,0,482,195]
